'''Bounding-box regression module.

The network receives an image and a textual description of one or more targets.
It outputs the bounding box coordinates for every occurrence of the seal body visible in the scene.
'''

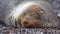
[5,1,59,28]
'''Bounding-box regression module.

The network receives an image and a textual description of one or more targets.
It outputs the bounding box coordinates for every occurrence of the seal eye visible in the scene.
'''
[40,11,44,14]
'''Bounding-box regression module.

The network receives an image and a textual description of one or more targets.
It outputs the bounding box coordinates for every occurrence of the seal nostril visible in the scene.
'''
[23,21,28,24]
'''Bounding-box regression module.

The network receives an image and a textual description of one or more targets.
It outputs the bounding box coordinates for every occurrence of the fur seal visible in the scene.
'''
[5,1,59,28]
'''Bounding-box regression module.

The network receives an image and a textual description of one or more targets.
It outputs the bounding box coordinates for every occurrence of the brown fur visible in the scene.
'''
[16,2,59,28]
